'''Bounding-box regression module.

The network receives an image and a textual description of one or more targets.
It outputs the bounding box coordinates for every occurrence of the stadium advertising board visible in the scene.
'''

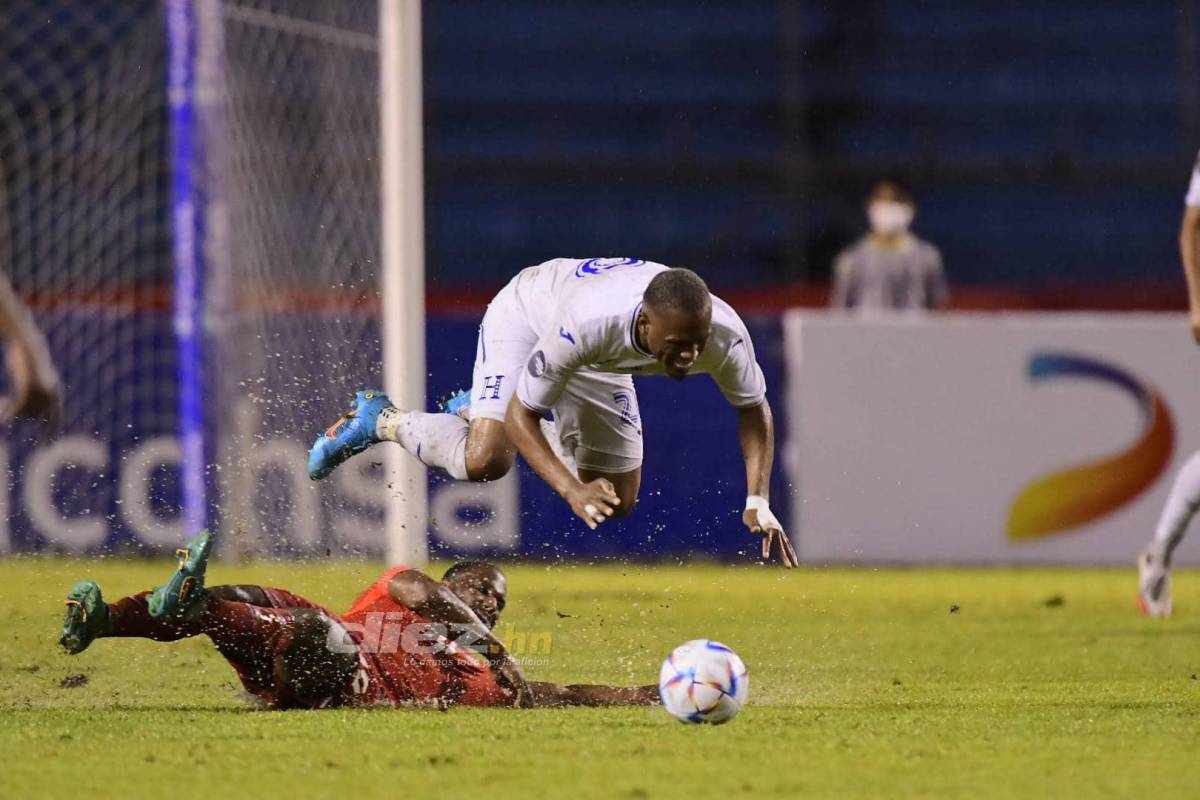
[783,312,1200,564]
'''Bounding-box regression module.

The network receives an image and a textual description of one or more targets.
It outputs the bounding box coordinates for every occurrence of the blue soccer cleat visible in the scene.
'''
[307,389,394,480]
[148,529,213,622]
[439,388,472,419]
[60,580,108,654]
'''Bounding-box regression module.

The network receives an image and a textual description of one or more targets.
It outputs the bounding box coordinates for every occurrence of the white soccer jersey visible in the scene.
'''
[511,258,767,413]
[1187,149,1200,208]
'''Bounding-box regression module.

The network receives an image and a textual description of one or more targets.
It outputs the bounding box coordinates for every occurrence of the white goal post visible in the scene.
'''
[379,0,428,566]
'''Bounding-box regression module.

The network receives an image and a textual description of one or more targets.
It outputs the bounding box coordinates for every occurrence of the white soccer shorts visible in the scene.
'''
[470,284,643,474]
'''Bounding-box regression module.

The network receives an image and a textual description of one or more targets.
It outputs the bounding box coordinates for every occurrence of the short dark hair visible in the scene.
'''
[442,561,498,581]
[869,176,915,204]
[643,268,711,315]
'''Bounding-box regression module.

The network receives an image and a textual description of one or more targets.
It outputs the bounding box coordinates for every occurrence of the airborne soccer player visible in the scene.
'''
[308,258,796,566]
[58,530,657,709]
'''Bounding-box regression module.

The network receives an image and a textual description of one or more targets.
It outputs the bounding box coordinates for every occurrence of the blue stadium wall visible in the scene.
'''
[4,1,1194,295]
[423,0,1195,289]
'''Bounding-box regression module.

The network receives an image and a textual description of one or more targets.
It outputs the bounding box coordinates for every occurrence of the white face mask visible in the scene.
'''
[868,201,914,235]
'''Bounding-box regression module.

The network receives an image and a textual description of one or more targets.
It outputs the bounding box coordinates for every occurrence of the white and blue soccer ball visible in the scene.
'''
[658,639,749,724]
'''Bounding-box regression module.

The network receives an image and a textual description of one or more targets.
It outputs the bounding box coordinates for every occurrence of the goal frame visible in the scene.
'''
[168,0,428,563]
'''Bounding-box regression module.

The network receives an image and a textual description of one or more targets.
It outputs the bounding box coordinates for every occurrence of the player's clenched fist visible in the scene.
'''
[743,496,797,568]
[492,655,534,708]
[566,478,620,530]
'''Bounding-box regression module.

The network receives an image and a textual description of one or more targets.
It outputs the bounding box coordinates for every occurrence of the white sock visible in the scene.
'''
[376,408,469,480]
[1151,449,1200,564]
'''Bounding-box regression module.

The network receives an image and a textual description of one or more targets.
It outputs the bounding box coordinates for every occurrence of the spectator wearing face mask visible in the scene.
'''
[829,178,948,311]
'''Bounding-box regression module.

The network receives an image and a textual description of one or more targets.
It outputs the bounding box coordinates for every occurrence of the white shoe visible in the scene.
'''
[1138,548,1172,618]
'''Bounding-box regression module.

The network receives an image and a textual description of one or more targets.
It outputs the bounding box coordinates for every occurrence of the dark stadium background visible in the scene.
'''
[1,0,1197,559]
[422,1,1193,306]
[8,1,1196,305]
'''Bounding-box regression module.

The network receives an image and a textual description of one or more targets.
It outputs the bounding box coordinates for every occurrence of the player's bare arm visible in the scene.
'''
[738,399,796,567]
[0,271,60,425]
[505,395,620,529]
[636,273,790,565]
[527,681,659,707]
[1180,205,1200,343]
[388,566,533,707]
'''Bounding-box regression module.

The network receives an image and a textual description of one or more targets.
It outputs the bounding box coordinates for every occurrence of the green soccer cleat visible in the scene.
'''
[148,529,213,622]
[60,580,108,654]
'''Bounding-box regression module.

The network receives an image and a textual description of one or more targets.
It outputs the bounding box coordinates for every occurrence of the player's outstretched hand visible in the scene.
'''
[743,500,798,568]
[493,655,534,708]
[566,478,620,530]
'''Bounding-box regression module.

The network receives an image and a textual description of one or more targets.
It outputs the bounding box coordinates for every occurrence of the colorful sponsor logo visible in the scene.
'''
[1007,352,1174,540]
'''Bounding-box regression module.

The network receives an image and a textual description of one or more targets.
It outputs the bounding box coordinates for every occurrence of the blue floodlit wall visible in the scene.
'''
[4,1,1193,293]
[423,0,1192,288]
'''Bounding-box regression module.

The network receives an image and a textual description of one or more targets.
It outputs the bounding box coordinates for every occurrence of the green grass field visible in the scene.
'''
[1,557,1198,799]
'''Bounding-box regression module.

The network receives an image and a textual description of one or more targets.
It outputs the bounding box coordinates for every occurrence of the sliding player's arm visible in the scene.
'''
[527,681,659,707]
[0,272,60,426]
[387,570,532,707]
[505,320,620,529]
[1181,205,1200,343]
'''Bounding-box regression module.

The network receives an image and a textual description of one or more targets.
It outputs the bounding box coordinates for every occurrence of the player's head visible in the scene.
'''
[442,561,507,629]
[866,176,916,235]
[638,268,713,381]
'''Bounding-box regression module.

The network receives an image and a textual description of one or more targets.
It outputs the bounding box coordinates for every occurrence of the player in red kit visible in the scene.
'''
[58,530,657,710]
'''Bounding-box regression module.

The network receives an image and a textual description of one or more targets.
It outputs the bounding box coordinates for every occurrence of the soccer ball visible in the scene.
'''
[658,639,749,724]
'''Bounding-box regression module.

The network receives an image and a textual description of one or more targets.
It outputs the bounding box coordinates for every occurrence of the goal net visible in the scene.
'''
[0,1,177,554]
[0,0,425,559]
[197,0,424,560]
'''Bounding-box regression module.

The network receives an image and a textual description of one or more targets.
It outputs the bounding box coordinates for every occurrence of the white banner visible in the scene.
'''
[784,312,1200,564]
